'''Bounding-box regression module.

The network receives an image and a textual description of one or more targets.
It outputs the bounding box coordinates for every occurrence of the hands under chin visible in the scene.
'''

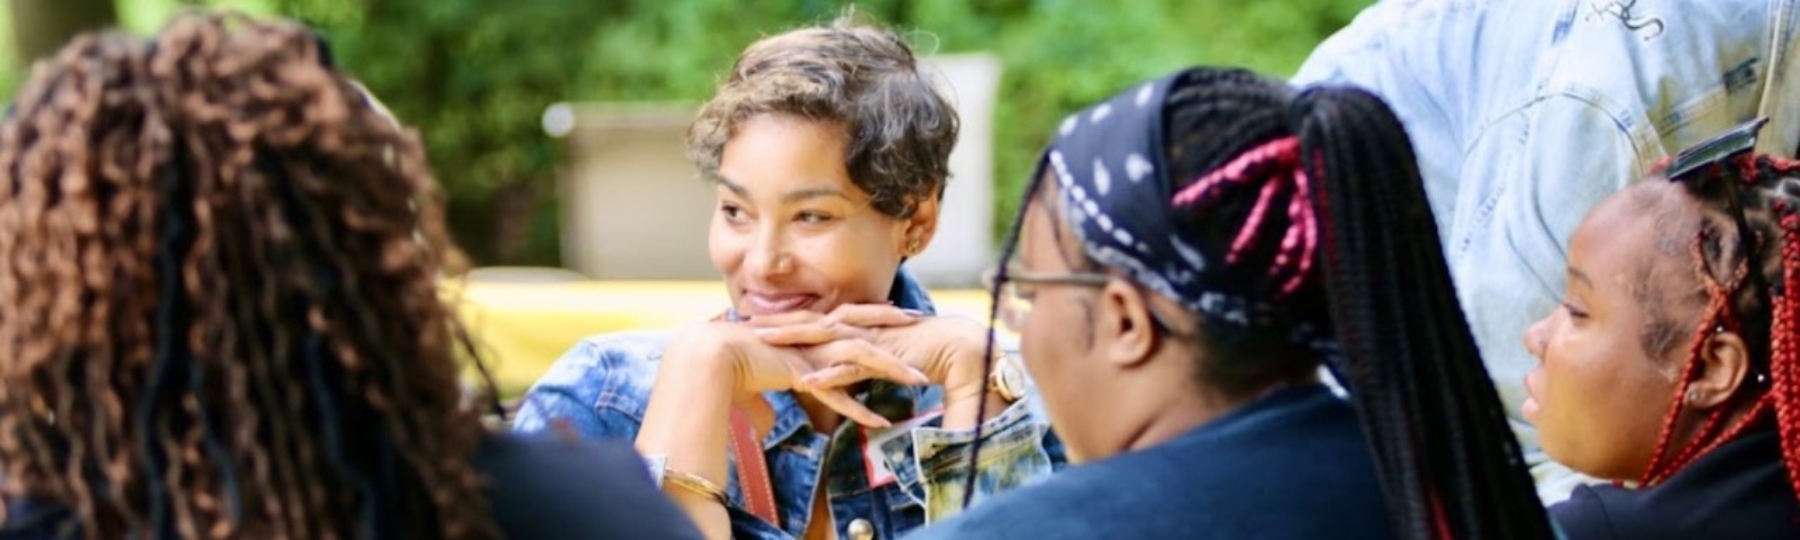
[662,318,924,429]
[637,306,1001,540]
[741,304,1001,429]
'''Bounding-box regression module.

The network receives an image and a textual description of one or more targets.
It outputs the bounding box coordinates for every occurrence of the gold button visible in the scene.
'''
[846,518,876,540]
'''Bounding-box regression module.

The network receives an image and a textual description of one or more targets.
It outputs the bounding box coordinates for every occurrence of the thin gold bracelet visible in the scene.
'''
[663,467,728,505]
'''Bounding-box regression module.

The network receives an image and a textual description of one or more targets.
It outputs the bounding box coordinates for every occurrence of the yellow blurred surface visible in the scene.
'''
[446,280,996,394]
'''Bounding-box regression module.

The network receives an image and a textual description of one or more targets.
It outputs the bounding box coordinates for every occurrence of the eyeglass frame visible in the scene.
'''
[980,265,1183,336]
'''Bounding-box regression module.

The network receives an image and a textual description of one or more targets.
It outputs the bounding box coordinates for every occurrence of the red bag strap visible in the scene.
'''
[729,407,781,526]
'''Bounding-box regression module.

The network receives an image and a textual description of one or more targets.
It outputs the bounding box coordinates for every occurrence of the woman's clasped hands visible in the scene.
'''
[667,304,995,429]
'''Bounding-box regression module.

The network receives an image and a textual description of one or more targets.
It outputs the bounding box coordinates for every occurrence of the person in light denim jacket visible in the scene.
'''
[514,14,1062,540]
[1292,0,1800,503]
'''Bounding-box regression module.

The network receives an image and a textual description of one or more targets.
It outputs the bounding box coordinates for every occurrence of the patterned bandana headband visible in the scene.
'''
[1034,69,1334,354]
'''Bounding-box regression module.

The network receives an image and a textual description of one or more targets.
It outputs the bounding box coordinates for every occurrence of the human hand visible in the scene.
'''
[747,305,997,424]
[663,320,927,428]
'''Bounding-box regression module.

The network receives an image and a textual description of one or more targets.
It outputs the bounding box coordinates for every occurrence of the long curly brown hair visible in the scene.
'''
[0,13,499,539]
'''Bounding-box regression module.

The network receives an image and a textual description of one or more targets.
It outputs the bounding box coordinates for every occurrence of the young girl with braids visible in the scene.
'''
[1527,125,1800,537]
[0,14,700,540]
[909,67,1553,539]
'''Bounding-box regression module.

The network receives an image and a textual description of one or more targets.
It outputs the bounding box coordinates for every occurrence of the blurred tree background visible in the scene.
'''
[6,0,1371,267]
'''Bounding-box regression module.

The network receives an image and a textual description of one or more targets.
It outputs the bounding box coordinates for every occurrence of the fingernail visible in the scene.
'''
[907,367,929,382]
[900,308,930,318]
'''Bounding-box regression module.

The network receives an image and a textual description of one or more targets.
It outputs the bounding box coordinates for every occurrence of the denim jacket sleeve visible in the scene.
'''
[888,391,1061,524]
[512,333,803,540]
[511,331,667,442]
[874,337,1065,524]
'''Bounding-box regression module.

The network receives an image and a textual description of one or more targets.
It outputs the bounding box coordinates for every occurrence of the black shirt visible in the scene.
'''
[1551,428,1800,539]
[476,433,702,539]
[910,385,1398,540]
[0,434,702,539]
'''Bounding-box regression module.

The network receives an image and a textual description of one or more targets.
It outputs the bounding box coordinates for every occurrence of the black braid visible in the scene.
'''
[1293,85,1552,539]
[963,159,1052,510]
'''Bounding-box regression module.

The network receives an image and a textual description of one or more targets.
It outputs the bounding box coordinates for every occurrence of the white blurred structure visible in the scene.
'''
[908,53,1000,287]
[547,53,1002,285]
[547,102,711,280]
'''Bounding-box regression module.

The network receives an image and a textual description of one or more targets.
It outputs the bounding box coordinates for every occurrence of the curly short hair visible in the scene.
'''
[686,15,959,218]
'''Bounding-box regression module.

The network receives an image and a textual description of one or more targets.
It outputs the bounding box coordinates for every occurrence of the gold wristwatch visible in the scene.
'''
[988,350,1027,403]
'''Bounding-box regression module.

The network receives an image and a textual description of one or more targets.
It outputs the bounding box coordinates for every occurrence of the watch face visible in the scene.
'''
[994,356,1027,400]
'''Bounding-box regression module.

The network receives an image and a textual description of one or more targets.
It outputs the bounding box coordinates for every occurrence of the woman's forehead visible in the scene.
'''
[1016,180,1057,257]
[1576,186,1697,298]
[1017,179,1070,259]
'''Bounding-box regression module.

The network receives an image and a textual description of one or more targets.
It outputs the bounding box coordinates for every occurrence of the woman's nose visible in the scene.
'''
[1523,317,1550,360]
[744,226,794,278]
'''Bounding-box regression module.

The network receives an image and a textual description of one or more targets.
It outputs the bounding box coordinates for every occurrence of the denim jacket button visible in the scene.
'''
[847,518,876,540]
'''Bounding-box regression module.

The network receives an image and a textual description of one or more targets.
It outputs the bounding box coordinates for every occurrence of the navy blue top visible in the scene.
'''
[906,384,1397,540]
[474,433,702,539]
[0,434,702,539]
[1551,426,1800,539]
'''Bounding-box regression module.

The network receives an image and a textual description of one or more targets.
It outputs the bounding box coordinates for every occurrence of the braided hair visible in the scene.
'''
[0,14,500,539]
[1292,84,1550,540]
[1632,153,1800,502]
[973,68,1552,539]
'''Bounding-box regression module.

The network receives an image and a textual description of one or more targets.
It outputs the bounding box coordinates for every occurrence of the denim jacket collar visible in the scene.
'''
[886,265,938,316]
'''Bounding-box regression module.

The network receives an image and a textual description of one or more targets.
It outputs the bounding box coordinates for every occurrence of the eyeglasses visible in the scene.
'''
[981,265,1111,333]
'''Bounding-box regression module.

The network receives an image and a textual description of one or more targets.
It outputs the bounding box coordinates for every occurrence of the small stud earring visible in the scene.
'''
[906,238,921,255]
[1685,389,1703,405]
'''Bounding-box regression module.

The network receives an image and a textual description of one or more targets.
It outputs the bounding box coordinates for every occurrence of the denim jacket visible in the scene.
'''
[1293,0,1800,502]
[512,269,1064,540]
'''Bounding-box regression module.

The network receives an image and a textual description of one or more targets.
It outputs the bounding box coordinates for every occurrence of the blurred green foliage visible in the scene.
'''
[9,0,1373,265]
[564,0,1374,243]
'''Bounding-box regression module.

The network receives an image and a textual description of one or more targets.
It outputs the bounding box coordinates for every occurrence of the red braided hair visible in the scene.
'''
[1637,154,1800,509]
[1770,208,1800,499]
[1170,136,1318,296]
